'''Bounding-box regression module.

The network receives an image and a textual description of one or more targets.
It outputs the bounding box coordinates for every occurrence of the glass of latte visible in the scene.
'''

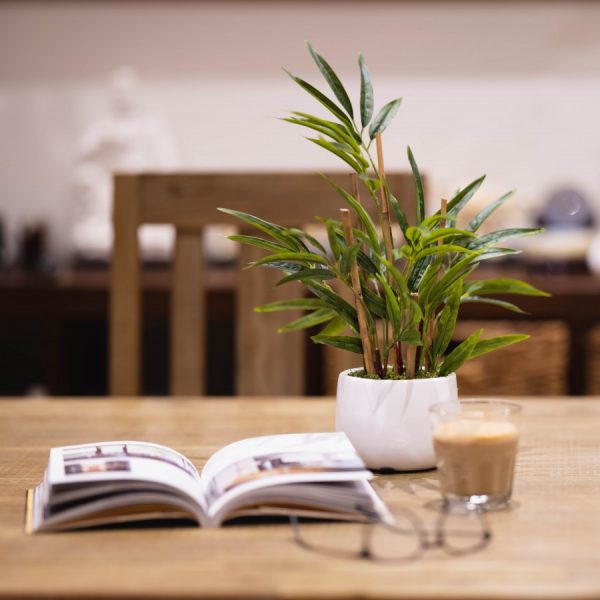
[430,401,521,511]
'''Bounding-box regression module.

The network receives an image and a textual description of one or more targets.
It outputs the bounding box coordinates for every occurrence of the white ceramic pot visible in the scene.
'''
[335,369,458,471]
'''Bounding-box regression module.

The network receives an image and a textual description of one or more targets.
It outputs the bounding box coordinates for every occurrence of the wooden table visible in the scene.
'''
[1,397,599,599]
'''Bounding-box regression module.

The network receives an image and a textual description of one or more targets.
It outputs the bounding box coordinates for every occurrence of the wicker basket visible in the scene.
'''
[585,325,600,394]
[453,320,569,396]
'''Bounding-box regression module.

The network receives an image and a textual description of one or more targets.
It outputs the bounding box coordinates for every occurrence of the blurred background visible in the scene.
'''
[1,0,600,397]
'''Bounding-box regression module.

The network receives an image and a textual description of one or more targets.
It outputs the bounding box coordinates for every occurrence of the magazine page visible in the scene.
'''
[200,432,371,519]
[47,441,204,509]
[210,480,390,527]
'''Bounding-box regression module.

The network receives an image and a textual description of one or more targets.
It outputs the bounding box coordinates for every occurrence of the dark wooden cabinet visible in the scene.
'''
[0,268,233,396]
[0,264,598,396]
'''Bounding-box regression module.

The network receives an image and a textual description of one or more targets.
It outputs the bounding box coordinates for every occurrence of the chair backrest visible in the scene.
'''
[109,172,416,396]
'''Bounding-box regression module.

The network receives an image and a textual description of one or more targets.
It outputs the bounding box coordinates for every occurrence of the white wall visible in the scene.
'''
[1,1,600,260]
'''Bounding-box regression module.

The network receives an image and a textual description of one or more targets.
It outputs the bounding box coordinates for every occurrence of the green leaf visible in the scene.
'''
[278,308,336,332]
[359,174,382,195]
[407,256,434,292]
[407,146,425,225]
[421,213,449,229]
[255,298,329,312]
[361,284,387,319]
[228,234,286,253]
[288,227,327,255]
[276,268,336,286]
[291,112,361,145]
[321,175,381,250]
[398,329,422,345]
[474,247,521,262]
[260,261,304,274]
[318,315,347,337]
[340,242,361,276]
[329,140,356,154]
[356,250,379,276]
[281,230,309,252]
[358,52,373,128]
[460,296,527,314]
[404,226,421,246]
[470,334,530,360]
[433,281,462,357]
[379,257,409,298]
[252,251,329,268]
[443,175,486,218]
[218,208,298,249]
[321,218,343,260]
[438,329,482,376]
[428,253,479,308]
[417,258,443,304]
[308,137,364,173]
[423,228,476,246]
[282,228,310,252]
[305,282,359,333]
[311,334,363,354]
[283,117,349,146]
[463,278,550,297]
[284,69,351,125]
[469,227,543,250]
[408,297,423,326]
[412,243,477,262]
[467,190,515,232]
[388,192,409,234]
[369,98,402,139]
[377,274,402,337]
[307,43,354,118]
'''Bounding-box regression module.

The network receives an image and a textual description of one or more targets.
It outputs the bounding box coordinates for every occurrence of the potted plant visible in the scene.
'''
[220,44,548,471]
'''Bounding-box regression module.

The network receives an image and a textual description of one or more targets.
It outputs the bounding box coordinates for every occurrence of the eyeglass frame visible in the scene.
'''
[289,503,492,562]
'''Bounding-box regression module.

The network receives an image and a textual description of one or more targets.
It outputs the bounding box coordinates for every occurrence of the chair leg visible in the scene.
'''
[171,228,205,396]
[237,242,305,396]
[110,175,141,396]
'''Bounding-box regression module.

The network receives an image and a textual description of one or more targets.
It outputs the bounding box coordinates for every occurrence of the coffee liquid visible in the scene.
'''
[434,420,518,497]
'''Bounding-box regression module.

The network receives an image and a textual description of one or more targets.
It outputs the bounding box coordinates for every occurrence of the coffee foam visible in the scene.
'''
[434,419,518,444]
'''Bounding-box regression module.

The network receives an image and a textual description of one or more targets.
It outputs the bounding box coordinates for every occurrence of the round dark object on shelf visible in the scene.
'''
[537,188,595,229]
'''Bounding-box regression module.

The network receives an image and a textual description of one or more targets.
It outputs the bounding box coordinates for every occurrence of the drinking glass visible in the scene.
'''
[429,400,522,511]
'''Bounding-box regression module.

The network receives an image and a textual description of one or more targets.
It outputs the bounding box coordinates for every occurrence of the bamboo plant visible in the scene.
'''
[219,44,549,380]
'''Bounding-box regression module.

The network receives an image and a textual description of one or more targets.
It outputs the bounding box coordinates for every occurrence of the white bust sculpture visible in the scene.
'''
[71,67,178,261]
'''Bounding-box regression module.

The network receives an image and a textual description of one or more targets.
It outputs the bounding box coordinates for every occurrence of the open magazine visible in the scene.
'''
[26,432,389,532]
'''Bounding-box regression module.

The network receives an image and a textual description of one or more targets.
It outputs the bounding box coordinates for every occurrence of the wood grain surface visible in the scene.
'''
[1,397,599,600]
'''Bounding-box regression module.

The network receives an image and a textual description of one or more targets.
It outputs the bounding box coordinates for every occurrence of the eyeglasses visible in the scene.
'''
[290,504,491,562]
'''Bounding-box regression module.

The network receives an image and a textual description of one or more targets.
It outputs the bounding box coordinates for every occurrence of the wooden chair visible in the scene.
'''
[109,172,416,396]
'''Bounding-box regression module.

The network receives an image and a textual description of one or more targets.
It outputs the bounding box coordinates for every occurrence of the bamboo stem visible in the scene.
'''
[352,174,384,371]
[427,199,448,372]
[375,134,395,270]
[405,292,419,379]
[340,208,376,376]
[440,198,448,237]
[375,133,396,373]
[350,174,366,243]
